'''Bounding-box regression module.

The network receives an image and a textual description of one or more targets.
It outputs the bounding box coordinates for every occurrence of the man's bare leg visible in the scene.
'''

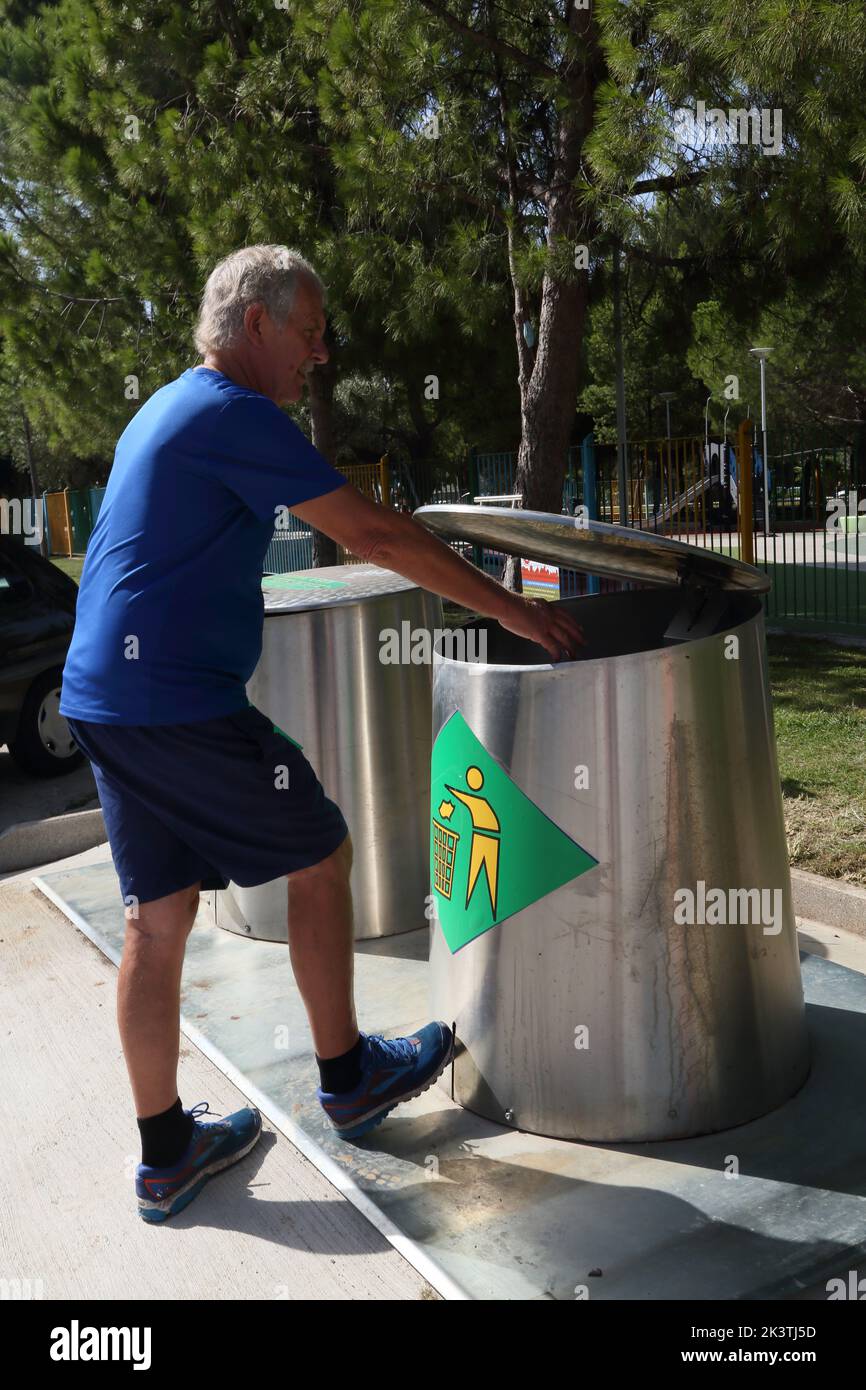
[117,882,200,1117]
[286,833,359,1059]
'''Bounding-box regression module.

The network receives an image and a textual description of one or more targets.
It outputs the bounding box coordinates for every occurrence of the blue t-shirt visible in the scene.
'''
[59,367,347,725]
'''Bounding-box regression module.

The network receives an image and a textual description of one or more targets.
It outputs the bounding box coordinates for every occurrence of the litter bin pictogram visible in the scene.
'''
[432,814,459,899]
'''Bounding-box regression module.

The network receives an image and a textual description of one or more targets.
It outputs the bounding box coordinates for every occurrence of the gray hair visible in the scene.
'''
[193,244,325,355]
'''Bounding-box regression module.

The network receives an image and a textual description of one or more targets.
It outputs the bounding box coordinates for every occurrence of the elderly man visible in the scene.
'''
[59,244,585,1223]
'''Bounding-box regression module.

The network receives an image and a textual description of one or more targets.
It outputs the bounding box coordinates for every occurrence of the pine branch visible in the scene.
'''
[630,170,707,196]
[494,166,551,205]
[416,178,509,225]
[625,244,706,269]
[414,0,563,81]
[0,179,68,253]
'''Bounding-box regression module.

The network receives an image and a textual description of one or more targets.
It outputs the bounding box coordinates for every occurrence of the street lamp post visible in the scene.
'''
[658,391,676,440]
[656,391,677,532]
[749,347,772,538]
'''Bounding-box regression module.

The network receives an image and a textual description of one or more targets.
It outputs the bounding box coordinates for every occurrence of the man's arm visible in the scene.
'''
[291,483,586,662]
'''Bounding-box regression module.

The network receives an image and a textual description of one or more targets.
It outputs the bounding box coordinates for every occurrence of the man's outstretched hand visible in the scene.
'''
[498,595,587,662]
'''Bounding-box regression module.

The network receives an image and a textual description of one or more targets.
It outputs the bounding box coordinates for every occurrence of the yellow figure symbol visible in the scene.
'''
[445,765,500,916]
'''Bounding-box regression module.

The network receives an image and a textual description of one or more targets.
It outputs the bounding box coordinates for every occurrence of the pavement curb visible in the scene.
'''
[792,867,866,938]
[0,808,105,874]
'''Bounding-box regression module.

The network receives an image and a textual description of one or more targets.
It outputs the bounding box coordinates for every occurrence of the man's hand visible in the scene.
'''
[498,595,586,662]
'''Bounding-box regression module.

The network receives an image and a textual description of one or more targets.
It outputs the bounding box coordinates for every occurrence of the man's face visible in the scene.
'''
[259,278,329,406]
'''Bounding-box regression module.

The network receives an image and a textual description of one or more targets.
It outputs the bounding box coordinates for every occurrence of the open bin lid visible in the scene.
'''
[413,504,770,593]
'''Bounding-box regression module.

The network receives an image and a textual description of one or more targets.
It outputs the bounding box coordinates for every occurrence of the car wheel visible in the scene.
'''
[7,669,85,777]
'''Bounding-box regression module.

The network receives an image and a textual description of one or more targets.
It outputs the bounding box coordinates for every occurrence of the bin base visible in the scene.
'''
[439,1034,812,1144]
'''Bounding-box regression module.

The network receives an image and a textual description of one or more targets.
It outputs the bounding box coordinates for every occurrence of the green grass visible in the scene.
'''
[51,555,85,584]
[658,547,866,633]
[764,563,866,634]
[767,635,866,885]
[695,552,866,633]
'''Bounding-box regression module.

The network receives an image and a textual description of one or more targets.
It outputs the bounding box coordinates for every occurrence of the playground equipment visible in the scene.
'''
[416,504,810,1142]
[652,470,713,526]
[211,565,441,942]
[623,433,775,534]
[640,439,745,531]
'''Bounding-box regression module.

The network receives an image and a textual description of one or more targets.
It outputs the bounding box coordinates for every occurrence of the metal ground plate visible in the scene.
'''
[35,861,866,1301]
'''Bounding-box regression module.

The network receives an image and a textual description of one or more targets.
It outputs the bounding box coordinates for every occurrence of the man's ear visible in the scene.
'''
[243,301,268,347]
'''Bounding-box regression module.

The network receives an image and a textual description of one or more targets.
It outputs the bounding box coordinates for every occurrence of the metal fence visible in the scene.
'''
[39,421,862,638]
[466,428,865,636]
[263,458,398,572]
[263,455,472,572]
[616,426,865,636]
[259,429,864,636]
[263,519,314,573]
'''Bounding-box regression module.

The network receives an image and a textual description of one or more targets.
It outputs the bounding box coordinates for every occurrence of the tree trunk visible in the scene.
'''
[498,9,600,588]
[20,406,48,559]
[307,352,339,568]
[401,375,440,505]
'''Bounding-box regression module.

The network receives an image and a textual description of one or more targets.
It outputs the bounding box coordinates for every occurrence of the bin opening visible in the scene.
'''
[440,586,762,666]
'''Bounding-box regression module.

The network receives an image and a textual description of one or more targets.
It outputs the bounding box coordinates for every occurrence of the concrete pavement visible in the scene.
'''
[0,848,438,1301]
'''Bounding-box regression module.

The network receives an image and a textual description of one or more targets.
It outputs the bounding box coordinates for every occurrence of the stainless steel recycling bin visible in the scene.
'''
[213,564,442,942]
[416,505,811,1142]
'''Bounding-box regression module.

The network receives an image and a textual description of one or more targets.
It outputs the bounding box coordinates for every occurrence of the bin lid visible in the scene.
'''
[413,505,770,593]
[261,564,420,613]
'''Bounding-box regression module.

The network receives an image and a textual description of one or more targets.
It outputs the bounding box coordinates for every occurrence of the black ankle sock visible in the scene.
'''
[317,1034,363,1094]
[137,1096,195,1168]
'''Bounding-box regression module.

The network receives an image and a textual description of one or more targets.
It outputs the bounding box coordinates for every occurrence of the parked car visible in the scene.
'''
[0,534,83,776]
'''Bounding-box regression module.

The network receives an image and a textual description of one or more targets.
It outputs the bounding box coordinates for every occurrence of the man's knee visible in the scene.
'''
[125,882,200,938]
[288,831,353,886]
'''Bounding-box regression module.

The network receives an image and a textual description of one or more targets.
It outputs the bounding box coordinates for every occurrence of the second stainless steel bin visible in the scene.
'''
[214,564,441,942]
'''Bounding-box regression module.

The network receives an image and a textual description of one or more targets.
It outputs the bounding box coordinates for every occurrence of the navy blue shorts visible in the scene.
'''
[65,704,349,906]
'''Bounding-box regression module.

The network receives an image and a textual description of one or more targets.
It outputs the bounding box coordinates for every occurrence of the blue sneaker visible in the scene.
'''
[317,1021,454,1140]
[135,1101,262,1223]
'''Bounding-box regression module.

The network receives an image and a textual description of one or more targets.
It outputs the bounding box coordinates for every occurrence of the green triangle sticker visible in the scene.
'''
[431,710,598,953]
